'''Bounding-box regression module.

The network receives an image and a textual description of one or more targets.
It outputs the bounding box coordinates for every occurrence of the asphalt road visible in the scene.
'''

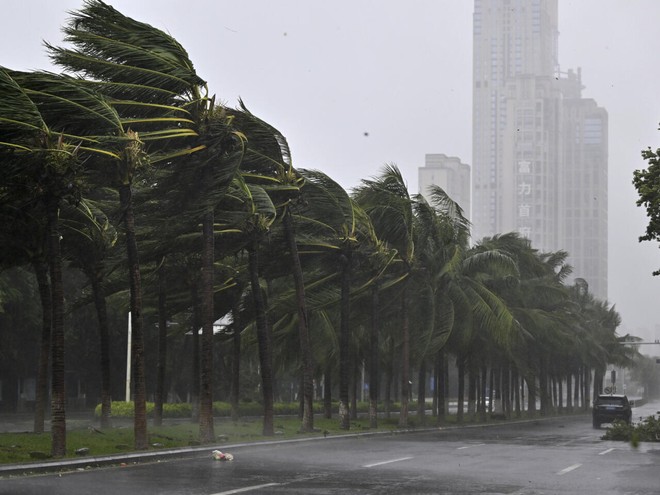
[2,401,659,495]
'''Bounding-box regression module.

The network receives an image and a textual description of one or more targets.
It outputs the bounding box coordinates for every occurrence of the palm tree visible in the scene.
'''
[472,233,581,416]
[49,0,241,446]
[228,104,315,432]
[0,67,126,456]
[408,186,517,423]
[0,194,51,433]
[287,169,387,430]
[354,165,416,427]
[240,181,277,435]
[60,197,118,429]
[154,256,168,427]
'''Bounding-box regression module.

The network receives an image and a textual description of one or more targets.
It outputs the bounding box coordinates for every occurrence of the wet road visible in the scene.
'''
[2,402,659,494]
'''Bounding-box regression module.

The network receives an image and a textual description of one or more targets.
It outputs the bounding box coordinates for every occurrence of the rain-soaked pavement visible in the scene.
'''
[1,401,659,494]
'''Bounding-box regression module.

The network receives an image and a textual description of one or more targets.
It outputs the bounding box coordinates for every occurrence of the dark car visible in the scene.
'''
[592,394,632,428]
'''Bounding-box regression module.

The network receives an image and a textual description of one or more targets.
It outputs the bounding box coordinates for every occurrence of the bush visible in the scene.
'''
[601,420,635,441]
[94,401,190,418]
[631,415,660,442]
[602,416,660,442]
[95,399,414,419]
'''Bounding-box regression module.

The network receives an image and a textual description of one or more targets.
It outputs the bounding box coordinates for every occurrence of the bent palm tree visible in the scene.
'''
[229,104,316,432]
[48,0,242,446]
[0,68,125,456]
[354,165,415,427]
[292,169,386,429]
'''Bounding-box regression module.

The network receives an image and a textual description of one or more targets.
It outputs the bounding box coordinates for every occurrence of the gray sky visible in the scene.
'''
[3,0,660,344]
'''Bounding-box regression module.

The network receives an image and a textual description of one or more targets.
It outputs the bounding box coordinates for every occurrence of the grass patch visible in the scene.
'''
[94,401,411,419]
[0,404,556,464]
[0,414,409,464]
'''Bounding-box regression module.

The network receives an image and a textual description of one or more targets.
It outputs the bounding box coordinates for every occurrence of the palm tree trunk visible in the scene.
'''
[583,367,591,412]
[436,351,447,423]
[457,356,465,423]
[154,260,167,427]
[513,369,521,418]
[119,184,147,450]
[368,283,379,429]
[503,364,511,419]
[398,289,410,428]
[248,240,274,436]
[527,374,537,416]
[91,264,112,429]
[539,358,549,416]
[33,261,51,434]
[46,194,66,457]
[468,367,477,420]
[350,355,358,421]
[282,209,314,432]
[432,356,439,419]
[298,379,304,420]
[593,368,603,398]
[338,253,351,430]
[323,364,332,419]
[230,301,241,422]
[199,210,215,443]
[384,366,392,419]
[417,361,426,424]
[190,283,200,422]
[480,365,488,421]
[456,356,465,423]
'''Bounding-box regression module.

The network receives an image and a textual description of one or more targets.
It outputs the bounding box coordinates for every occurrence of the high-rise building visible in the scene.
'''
[418,154,471,219]
[560,70,608,298]
[471,0,608,299]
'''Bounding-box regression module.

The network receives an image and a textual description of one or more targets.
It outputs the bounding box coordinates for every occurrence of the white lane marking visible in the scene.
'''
[363,456,414,468]
[598,448,615,455]
[211,483,281,494]
[457,443,486,450]
[557,463,582,476]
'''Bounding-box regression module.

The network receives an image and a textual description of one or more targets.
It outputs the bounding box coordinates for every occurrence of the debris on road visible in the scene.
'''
[211,450,234,461]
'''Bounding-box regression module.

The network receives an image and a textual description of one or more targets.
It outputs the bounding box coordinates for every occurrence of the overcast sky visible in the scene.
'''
[3,1,660,346]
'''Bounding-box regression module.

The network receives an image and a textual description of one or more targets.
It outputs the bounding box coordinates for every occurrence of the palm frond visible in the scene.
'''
[48,0,205,101]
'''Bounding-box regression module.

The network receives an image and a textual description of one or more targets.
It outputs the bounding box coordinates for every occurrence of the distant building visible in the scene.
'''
[560,70,608,299]
[418,154,471,219]
[471,0,608,299]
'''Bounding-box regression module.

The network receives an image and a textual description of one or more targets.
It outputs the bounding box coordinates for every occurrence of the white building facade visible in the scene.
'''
[471,0,608,299]
[418,154,471,220]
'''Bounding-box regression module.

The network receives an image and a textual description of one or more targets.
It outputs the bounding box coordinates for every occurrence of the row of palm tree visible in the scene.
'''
[0,1,635,457]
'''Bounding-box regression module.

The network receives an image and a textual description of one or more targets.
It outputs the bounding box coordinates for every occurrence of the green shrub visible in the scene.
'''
[601,420,635,441]
[631,415,660,442]
[212,402,232,416]
[602,416,660,442]
[95,401,190,418]
[95,399,416,419]
[163,402,192,418]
